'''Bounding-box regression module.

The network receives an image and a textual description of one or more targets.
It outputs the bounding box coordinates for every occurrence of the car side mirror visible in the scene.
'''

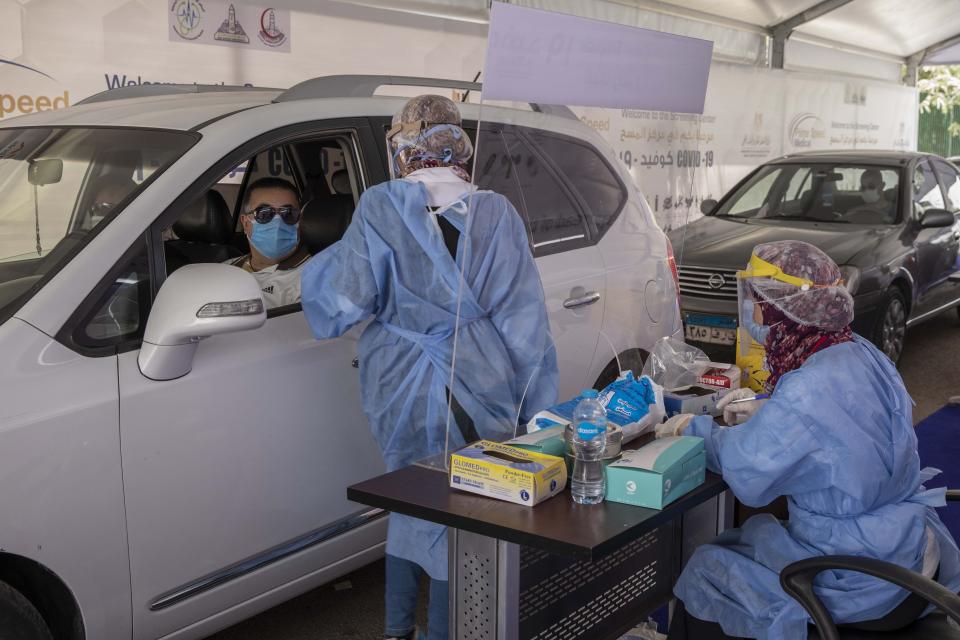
[138,264,266,381]
[28,158,63,186]
[920,208,955,229]
[700,198,718,216]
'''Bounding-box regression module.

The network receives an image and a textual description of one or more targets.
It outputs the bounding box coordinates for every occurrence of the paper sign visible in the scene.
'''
[482,2,712,113]
[169,1,291,52]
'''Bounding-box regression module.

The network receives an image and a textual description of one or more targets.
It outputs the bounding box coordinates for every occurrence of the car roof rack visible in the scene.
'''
[77,83,279,106]
[273,74,579,121]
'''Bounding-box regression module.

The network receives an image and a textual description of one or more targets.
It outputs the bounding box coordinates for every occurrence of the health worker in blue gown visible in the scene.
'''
[657,240,960,640]
[301,94,558,640]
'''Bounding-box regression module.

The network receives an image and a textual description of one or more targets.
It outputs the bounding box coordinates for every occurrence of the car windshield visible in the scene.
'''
[715,163,901,225]
[0,127,196,322]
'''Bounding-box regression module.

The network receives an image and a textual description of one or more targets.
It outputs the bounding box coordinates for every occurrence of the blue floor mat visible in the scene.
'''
[916,405,960,541]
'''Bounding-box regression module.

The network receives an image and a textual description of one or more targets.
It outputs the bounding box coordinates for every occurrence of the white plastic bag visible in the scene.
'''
[641,336,712,391]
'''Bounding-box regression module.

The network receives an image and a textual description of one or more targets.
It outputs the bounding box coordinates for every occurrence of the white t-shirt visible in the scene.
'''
[225,248,309,309]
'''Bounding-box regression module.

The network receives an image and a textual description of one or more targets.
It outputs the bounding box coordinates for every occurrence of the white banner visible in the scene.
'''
[169,1,291,52]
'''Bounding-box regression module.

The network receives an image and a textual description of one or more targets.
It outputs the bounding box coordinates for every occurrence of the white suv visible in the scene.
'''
[0,76,681,640]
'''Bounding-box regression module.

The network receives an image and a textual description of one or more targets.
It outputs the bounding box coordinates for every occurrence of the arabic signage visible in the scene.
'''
[169,1,291,52]
[576,63,918,230]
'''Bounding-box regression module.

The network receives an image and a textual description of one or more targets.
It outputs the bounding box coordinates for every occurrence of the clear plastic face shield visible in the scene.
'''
[736,253,816,357]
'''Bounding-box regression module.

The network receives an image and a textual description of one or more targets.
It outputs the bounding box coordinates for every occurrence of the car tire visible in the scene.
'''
[874,288,907,364]
[0,581,53,640]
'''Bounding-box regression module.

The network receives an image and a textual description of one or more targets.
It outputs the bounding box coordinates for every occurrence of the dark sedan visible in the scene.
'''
[669,150,960,363]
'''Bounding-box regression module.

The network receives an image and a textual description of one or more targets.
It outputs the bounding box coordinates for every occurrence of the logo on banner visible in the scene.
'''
[171,0,205,40]
[215,4,249,43]
[0,59,68,119]
[740,112,772,159]
[788,112,827,149]
[258,8,286,47]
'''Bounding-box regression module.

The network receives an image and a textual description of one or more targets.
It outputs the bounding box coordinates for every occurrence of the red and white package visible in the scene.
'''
[696,363,742,390]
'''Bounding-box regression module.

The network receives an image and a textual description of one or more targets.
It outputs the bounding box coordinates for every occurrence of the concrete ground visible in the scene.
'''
[208,311,960,640]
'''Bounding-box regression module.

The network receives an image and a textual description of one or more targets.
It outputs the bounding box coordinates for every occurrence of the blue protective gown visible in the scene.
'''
[677,336,960,639]
[300,180,558,581]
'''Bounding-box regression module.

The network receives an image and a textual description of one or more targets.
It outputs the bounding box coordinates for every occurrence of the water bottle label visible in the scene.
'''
[576,421,604,441]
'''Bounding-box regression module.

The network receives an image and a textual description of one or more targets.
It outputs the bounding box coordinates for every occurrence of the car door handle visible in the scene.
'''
[352,357,359,369]
[563,291,601,309]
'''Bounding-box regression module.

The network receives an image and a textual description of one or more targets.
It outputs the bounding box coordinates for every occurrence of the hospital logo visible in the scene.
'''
[171,0,205,41]
[788,112,827,149]
[215,4,249,44]
[740,112,772,159]
[258,8,286,47]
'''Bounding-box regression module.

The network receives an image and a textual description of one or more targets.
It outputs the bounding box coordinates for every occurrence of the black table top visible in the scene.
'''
[348,436,727,560]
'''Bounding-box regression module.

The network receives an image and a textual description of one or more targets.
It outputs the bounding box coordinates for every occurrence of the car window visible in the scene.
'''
[932,158,960,213]
[723,168,780,217]
[718,163,899,224]
[498,130,589,253]
[525,130,626,238]
[0,127,195,326]
[913,160,945,216]
[162,134,360,316]
[79,240,151,346]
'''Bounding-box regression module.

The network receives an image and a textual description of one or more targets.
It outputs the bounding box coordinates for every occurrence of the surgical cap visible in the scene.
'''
[389,94,473,175]
[749,240,854,332]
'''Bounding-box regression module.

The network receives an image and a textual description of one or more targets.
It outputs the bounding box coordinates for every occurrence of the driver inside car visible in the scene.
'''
[226,177,310,308]
[850,168,894,221]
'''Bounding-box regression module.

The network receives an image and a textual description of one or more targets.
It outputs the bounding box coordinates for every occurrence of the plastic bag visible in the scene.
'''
[618,618,666,640]
[641,336,712,391]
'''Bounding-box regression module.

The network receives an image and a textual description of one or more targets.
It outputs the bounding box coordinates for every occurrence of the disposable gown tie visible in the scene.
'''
[675,336,960,639]
[300,179,558,581]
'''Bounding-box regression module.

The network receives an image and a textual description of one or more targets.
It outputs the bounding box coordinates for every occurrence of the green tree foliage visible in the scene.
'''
[919,65,960,136]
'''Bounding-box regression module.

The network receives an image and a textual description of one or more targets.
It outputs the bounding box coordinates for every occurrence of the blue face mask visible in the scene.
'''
[742,299,771,344]
[250,216,298,260]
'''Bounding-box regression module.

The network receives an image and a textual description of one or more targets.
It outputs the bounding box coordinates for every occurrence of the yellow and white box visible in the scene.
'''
[449,440,567,507]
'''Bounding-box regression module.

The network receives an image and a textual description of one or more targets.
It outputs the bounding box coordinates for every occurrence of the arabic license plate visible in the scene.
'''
[685,323,736,345]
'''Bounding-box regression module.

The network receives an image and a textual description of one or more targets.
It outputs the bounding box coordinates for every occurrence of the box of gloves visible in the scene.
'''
[663,386,734,418]
[449,441,567,507]
[604,436,705,509]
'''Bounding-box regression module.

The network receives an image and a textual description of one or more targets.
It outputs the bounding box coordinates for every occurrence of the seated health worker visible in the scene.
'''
[227,177,309,308]
[300,95,558,640]
[657,240,960,639]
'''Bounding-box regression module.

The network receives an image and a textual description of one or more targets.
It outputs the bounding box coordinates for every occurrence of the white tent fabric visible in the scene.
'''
[284,0,960,74]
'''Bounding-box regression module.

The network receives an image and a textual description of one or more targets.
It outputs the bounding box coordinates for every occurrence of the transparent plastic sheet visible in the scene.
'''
[640,336,711,391]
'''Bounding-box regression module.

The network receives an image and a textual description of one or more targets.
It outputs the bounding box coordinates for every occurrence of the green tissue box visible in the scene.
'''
[604,436,705,509]
[507,426,567,457]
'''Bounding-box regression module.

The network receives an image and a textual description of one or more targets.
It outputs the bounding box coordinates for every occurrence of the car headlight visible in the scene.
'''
[839,265,861,296]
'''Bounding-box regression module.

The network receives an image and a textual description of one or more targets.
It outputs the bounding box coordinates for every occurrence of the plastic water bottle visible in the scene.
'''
[571,389,607,505]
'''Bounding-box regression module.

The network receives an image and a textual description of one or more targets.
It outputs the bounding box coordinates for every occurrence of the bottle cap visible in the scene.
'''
[581,389,599,398]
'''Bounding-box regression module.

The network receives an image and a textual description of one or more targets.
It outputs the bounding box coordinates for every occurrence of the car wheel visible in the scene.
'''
[0,581,53,640]
[874,288,907,364]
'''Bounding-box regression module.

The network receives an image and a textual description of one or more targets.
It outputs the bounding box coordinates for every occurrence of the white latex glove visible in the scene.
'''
[655,414,694,439]
[717,388,767,425]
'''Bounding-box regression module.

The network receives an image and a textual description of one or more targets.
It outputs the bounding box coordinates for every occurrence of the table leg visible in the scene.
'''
[448,528,521,640]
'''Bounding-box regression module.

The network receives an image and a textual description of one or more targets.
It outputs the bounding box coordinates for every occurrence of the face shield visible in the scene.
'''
[736,253,815,357]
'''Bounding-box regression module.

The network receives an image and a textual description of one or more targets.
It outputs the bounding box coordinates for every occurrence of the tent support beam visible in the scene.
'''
[770,0,855,69]
[907,32,960,79]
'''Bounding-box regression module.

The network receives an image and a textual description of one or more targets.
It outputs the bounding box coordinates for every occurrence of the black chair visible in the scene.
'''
[781,490,960,640]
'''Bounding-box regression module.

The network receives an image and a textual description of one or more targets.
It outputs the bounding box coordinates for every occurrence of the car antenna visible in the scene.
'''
[461,71,481,102]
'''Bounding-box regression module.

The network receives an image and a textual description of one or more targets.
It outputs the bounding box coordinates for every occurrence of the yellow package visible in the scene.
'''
[449,440,567,507]
[735,330,770,393]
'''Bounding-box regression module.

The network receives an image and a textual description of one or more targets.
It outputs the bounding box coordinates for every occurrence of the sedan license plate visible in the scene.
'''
[685,324,735,345]
[684,313,736,346]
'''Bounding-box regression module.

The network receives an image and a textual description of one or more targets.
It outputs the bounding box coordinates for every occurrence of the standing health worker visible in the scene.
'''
[658,240,960,639]
[301,95,558,640]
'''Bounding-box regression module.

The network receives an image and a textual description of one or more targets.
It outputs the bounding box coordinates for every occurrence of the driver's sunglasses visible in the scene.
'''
[249,205,301,225]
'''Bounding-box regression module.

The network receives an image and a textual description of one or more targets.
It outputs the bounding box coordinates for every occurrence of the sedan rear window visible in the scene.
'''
[0,127,197,324]
[716,163,900,225]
